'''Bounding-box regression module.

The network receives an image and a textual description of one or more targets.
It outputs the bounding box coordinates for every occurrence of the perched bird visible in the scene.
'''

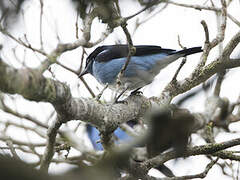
[79,45,202,94]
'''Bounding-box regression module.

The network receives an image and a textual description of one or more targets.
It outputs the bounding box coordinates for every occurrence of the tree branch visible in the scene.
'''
[142,137,240,171]
[162,158,218,180]
[159,30,240,104]
[40,116,62,172]
[0,59,150,129]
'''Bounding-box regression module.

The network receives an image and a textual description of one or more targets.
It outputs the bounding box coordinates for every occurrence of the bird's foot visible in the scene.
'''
[113,87,129,104]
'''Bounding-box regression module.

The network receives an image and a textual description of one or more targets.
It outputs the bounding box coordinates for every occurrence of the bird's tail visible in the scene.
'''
[172,46,203,56]
[153,46,202,73]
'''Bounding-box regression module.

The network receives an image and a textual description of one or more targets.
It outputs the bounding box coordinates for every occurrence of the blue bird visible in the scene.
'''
[86,123,176,177]
[87,121,136,150]
[79,45,202,94]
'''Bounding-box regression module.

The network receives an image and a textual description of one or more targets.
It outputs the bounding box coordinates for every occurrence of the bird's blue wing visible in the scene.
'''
[90,45,176,84]
[89,45,202,88]
[92,53,168,84]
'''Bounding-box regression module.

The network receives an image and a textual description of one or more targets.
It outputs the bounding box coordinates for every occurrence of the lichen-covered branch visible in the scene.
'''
[0,59,150,129]
[160,30,240,104]
[40,117,62,172]
[142,137,240,171]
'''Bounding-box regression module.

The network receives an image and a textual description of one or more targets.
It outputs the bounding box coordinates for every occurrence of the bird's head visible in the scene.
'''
[78,56,94,78]
[79,46,107,78]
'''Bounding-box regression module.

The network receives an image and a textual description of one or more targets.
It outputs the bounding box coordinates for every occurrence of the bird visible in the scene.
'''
[86,121,176,177]
[87,121,137,151]
[79,44,202,96]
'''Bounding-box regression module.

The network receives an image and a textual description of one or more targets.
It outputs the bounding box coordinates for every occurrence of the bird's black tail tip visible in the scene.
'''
[176,46,203,56]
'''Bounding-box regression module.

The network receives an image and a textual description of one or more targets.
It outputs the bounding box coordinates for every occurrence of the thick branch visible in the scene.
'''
[142,137,240,171]
[160,30,240,104]
[162,158,218,180]
[0,59,150,130]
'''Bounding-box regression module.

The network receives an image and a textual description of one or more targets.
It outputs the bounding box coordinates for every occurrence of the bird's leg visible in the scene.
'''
[114,87,128,103]
[130,87,142,95]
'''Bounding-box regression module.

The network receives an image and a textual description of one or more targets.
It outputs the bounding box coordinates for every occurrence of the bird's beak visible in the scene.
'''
[78,68,88,78]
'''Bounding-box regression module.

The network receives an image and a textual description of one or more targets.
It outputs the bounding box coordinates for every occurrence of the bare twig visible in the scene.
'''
[0,99,48,129]
[201,20,210,44]
[143,137,240,171]
[213,0,227,96]
[227,13,240,27]
[114,0,121,16]
[198,0,226,69]
[80,77,96,98]
[0,25,47,56]
[132,3,168,36]
[39,0,44,49]
[214,71,225,96]
[96,84,108,100]
[171,58,186,82]
[124,0,162,21]
[162,158,219,180]
[37,14,113,74]
[116,23,135,89]
[167,1,221,12]
[0,135,46,147]
[55,61,95,98]
[237,162,240,180]
[0,121,46,138]
[78,47,86,74]
[171,36,187,81]
[40,116,62,172]
[165,0,240,28]
[120,23,135,72]
[75,11,79,39]
[6,140,21,160]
